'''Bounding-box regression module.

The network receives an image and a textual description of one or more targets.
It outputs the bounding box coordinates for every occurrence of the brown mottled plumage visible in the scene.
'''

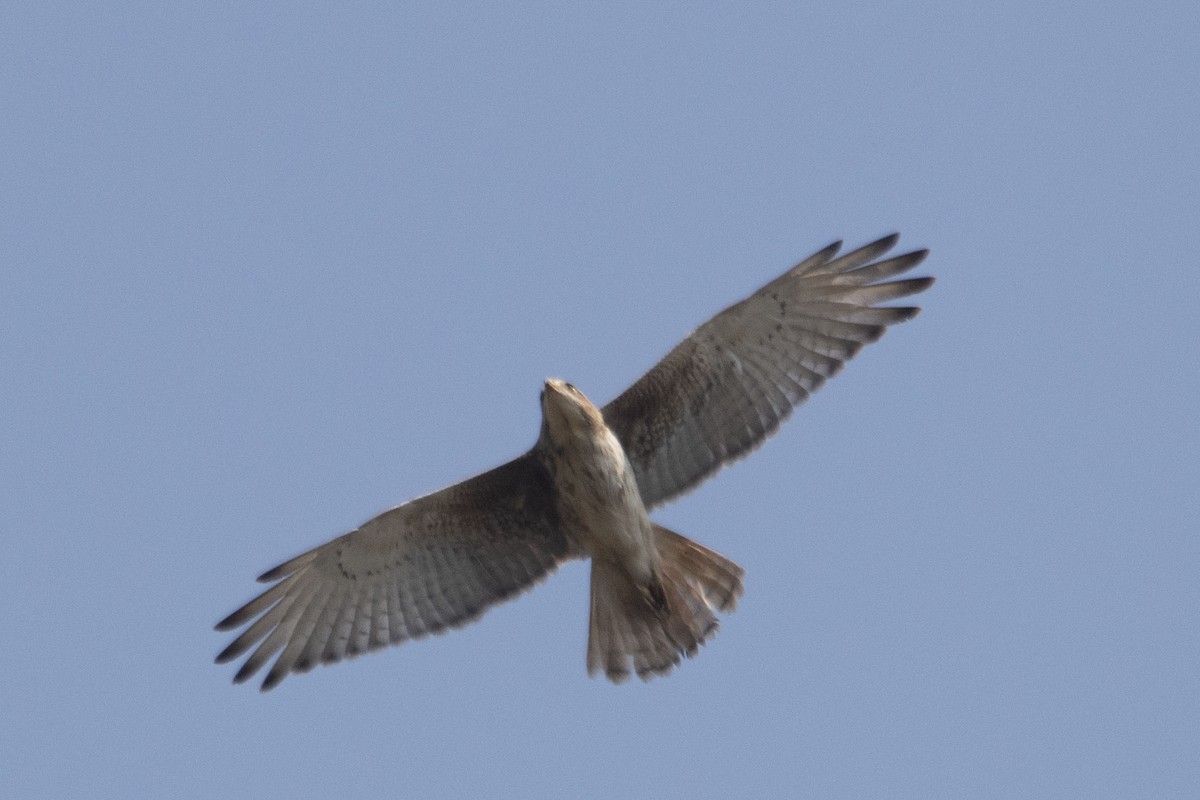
[216,234,932,689]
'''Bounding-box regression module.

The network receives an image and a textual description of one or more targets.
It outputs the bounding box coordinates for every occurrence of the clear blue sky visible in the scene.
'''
[3,3,1197,797]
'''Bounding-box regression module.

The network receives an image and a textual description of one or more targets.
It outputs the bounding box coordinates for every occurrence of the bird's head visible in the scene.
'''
[541,378,604,440]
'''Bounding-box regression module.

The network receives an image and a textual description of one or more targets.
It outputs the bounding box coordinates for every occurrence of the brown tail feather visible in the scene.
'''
[586,524,744,682]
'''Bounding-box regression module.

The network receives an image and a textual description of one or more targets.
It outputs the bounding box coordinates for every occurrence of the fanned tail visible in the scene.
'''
[587,524,744,682]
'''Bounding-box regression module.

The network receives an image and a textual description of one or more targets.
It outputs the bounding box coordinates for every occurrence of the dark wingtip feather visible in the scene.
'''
[887,249,930,273]
[233,660,260,685]
[860,324,887,344]
[872,232,901,251]
[817,239,844,259]
[788,239,843,276]
[260,668,286,692]
[257,564,289,583]
[215,639,247,665]
[256,550,317,583]
[215,578,292,633]
[214,607,249,632]
[824,234,905,274]
[906,275,936,294]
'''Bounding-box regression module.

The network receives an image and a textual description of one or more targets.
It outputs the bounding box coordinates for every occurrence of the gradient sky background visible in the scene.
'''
[3,3,1198,798]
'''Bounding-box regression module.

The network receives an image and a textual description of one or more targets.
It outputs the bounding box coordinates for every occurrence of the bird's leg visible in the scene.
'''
[643,575,669,616]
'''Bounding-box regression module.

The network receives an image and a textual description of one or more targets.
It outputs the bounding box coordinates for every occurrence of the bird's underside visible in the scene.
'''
[215,234,933,690]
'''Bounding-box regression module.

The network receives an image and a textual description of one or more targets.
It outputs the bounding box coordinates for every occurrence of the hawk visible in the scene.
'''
[216,234,933,689]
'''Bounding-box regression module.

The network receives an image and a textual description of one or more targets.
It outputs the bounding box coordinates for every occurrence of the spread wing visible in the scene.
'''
[215,452,573,690]
[602,234,933,510]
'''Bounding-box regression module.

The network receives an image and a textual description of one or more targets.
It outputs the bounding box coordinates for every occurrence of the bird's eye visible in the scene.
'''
[565,382,577,393]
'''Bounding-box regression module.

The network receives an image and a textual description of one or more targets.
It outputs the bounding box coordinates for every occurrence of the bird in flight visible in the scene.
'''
[216,234,933,690]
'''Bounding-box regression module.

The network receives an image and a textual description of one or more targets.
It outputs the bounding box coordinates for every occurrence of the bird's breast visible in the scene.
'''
[548,425,654,569]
